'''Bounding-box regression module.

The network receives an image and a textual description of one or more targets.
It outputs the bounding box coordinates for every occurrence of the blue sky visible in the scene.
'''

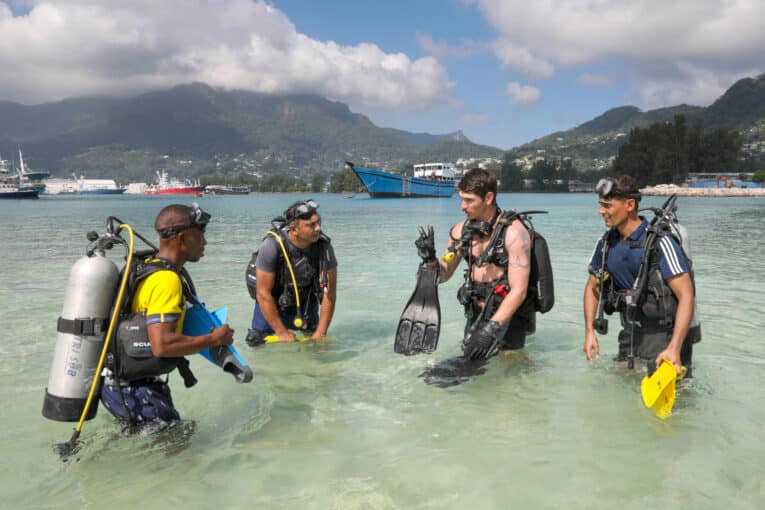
[1,0,763,149]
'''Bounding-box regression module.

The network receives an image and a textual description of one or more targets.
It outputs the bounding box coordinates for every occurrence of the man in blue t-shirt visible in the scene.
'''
[582,176,695,375]
[245,199,338,345]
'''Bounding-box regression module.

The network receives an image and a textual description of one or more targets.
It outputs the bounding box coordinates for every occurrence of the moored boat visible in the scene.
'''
[204,184,251,195]
[145,170,203,197]
[347,161,455,198]
[0,155,39,198]
[17,149,49,193]
[70,174,126,194]
[44,174,126,195]
[0,181,39,199]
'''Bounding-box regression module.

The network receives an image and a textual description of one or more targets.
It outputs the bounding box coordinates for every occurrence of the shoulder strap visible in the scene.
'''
[126,256,194,309]
[474,209,516,267]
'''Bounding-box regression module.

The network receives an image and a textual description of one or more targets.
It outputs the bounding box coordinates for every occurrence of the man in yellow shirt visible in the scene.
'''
[101,204,234,430]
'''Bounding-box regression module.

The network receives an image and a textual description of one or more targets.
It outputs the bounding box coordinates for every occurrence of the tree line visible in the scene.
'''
[611,114,746,185]
[201,114,753,192]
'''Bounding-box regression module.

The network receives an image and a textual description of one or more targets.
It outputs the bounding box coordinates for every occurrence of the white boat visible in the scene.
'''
[0,153,10,176]
[72,174,125,194]
[204,184,251,195]
[43,174,126,195]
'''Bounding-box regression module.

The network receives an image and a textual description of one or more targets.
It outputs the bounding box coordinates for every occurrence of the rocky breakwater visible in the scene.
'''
[642,184,765,197]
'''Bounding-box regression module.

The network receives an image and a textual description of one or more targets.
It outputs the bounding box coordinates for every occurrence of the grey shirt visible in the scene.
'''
[255,230,337,274]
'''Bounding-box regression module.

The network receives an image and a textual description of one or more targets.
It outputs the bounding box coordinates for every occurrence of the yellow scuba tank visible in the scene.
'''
[42,244,119,422]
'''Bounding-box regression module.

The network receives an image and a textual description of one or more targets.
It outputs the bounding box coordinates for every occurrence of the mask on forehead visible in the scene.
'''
[285,199,319,223]
[596,178,641,201]
[158,202,211,238]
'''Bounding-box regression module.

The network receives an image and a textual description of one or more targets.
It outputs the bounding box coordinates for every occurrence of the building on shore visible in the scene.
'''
[687,172,763,189]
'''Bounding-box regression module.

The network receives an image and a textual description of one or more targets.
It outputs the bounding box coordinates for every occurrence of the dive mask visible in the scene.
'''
[596,177,641,201]
[158,202,211,238]
[285,199,319,222]
[463,207,500,239]
[464,218,493,238]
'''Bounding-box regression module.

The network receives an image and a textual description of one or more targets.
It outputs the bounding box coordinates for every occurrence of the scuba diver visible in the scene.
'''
[98,203,235,428]
[245,199,337,345]
[583,176,699,376]
[411,168,545,360]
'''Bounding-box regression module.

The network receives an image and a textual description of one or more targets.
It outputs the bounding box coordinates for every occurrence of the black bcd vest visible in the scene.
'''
[108,253,196,387]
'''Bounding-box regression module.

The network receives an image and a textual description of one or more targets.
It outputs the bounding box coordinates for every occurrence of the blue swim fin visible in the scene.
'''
[182,299,253,383]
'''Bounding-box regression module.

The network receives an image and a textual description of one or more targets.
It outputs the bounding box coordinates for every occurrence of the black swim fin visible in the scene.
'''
[394,264,441,355]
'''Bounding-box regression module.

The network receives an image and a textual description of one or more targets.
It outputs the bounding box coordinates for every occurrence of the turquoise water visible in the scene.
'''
[1,193,763,509]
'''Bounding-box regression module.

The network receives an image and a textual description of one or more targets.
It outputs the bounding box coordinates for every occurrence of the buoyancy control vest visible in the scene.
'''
[594,195,701,342]
[454,209,554,324]
[107,253,197,387]
[246,225,331,317]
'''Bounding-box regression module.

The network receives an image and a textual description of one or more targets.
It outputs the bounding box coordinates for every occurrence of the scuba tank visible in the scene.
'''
[669,220,702,338]
[42,245,119,422]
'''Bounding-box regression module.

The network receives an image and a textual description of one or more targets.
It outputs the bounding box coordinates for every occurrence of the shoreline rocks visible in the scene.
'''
[641,184,765,197]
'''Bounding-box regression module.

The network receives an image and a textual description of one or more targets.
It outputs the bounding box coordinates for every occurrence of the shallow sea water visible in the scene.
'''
[1,192,763,509]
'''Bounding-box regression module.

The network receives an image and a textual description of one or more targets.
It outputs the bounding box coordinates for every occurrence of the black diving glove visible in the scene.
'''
[462,320,502,360]
[415,225,436,263]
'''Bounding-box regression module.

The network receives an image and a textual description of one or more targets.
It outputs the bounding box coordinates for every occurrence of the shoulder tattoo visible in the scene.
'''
[506,223,531,269]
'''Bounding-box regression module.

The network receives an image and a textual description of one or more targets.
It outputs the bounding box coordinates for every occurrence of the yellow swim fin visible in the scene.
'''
[652,379,677,419]
[264,335,311,343]
[641,360,686,419]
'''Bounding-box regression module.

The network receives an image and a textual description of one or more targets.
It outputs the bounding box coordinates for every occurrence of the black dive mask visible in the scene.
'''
[285,199,319,223]
[463,208,500,238]
[158,202,211,238]
[596,178,641,201]
[463,218,493,238]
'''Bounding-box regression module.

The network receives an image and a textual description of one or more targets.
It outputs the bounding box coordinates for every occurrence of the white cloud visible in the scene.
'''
[493,42,553,79]
[505,81,540,106]
[635,63,758,108]
[0,0,454,109]
[471,0,765,106]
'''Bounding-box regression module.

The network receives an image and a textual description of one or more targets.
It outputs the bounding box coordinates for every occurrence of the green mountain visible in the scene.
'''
[0,83,502,181]
[508,74,765,169]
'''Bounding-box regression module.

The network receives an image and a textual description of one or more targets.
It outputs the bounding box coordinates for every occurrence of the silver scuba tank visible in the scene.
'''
[42,252,119,422]
[670,222,702,333]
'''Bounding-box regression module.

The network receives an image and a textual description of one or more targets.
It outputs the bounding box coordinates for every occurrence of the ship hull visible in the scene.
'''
[145,187,203,197]
[351,166,454,198]
[0,189,39,199]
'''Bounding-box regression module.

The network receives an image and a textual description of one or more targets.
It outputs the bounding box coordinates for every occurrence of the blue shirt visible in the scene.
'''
[588,217,688,290]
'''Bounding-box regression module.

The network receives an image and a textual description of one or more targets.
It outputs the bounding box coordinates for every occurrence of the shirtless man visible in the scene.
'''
[418,168,532,360]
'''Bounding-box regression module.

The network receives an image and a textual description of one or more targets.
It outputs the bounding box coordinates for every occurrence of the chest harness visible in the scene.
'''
[108,254,197,388]
[593,195,700,368]
[247,218,331,330]
[453,208,549,327]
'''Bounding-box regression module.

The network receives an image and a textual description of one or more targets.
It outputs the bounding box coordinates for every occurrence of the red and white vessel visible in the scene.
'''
[145,170,203,197]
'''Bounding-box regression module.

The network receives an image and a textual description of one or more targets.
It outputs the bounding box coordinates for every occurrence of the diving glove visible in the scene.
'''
[415,225,437,263]
[462,320,502,360]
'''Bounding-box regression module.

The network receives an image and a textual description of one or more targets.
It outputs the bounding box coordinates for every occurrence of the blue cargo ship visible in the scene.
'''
[347,161,456,198]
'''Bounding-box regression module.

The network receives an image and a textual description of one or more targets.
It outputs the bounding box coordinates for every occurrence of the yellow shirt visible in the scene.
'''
[131,269,186,333]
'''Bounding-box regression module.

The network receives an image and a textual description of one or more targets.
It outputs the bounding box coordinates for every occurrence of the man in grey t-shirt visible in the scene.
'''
[245,199,337,345]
